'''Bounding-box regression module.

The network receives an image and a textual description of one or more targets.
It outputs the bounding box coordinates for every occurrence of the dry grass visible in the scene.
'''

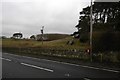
[2,37,88,51]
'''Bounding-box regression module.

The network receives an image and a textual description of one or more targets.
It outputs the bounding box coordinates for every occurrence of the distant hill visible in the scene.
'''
[36,33,70,41]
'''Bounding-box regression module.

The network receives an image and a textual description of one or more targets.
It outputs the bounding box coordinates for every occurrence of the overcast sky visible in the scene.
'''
[1,0,92,38]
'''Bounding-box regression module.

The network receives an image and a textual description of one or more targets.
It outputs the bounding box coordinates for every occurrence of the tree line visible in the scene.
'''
[74,1,120,52]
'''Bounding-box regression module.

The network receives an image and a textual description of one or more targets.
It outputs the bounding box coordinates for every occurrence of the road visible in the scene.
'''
[1,52,119,79]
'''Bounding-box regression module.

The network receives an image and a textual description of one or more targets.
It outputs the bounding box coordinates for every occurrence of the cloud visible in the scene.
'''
[2,0,90,38]
[95,0,120,2]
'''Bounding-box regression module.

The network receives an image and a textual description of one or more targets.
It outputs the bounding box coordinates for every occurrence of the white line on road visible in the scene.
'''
[21,62,54,72]
[3,52,119,73]
[80,65,100,70]
[81,65,119,73]
[102,68,119,73]
[31,58,119,73]
[0,57,11,62]
[84,77,91,80]
[52,60,120,73]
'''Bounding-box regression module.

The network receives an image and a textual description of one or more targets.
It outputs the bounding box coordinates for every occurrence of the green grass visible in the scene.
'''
[2,36,89,61]
[2,36,90,62]
[1,36,120,64]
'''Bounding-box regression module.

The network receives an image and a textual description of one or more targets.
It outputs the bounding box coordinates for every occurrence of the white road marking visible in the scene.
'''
[0,57,11,62]
[80,65,100,70]
[21,62,54,72]
[3,52,119,73]
[84,77,91,80]
[102,68,119,73]
[30,58,120,73]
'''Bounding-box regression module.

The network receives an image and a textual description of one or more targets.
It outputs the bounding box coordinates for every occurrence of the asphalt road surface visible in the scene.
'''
[1,52,119,79]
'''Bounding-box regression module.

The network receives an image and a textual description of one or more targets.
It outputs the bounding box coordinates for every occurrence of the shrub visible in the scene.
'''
[80,33,89,43]
[93,31,120,52]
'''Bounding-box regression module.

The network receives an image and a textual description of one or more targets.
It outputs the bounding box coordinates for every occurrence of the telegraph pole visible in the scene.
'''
[90,0,93,62]
[41,26,44,44]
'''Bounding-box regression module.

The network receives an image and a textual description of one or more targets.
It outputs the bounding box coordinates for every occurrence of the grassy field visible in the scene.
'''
[1,34,120,64]
[38,33,70,41]
[1,35,90,61]
[1,36,88,50]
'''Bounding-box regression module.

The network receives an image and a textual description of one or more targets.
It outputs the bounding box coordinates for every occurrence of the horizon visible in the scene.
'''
[1,32,71,38]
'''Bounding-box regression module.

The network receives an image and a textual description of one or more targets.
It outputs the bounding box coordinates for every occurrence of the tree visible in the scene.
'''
[0,36,7,39]
[75,6,90,42]
[13,33,23,39]
[30,35,36,40]
[75,1,120,39]
[74,1,120,52]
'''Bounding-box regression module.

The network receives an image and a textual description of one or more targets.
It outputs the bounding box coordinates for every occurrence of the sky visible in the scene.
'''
[1,0,92,38]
